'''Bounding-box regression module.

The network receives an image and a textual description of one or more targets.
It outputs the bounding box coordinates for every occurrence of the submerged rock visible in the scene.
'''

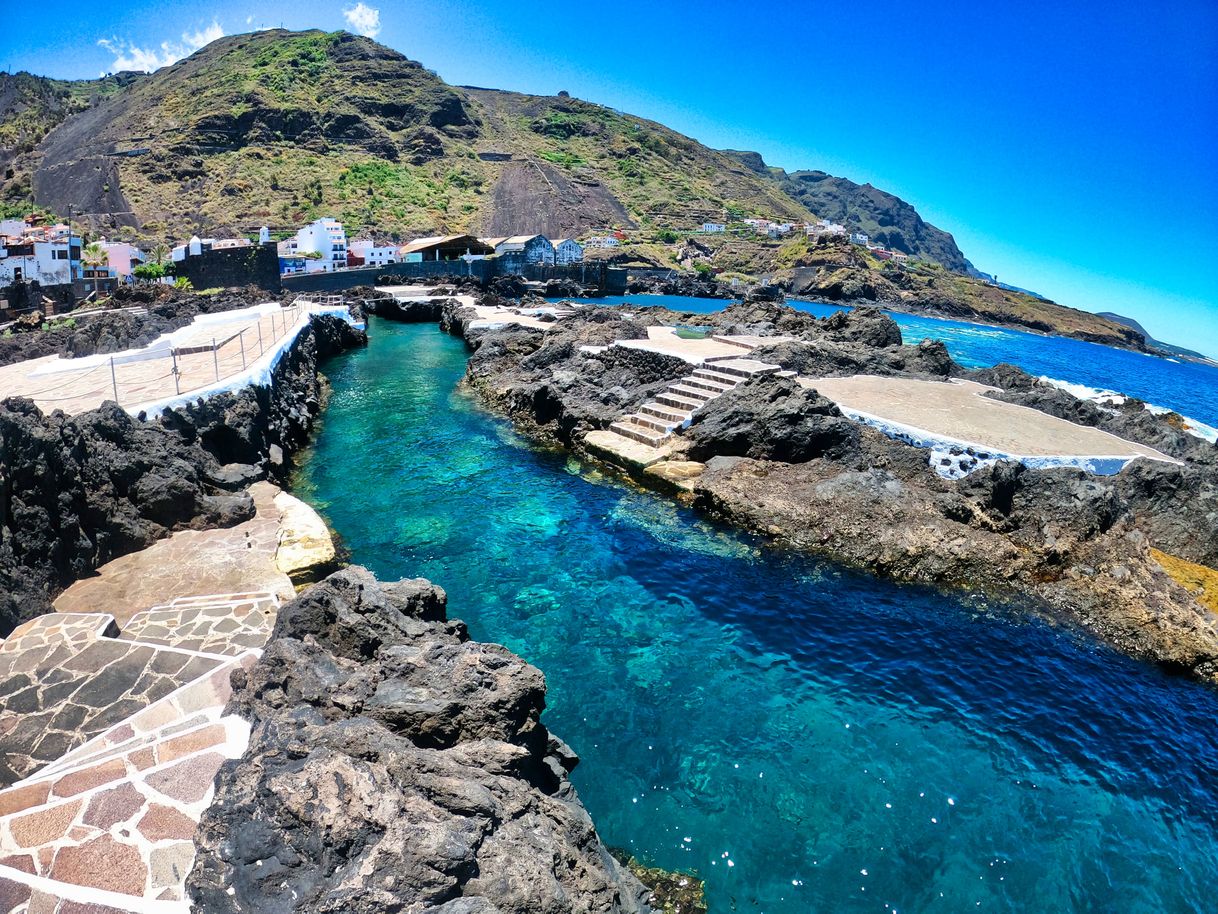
[188,566,652,913]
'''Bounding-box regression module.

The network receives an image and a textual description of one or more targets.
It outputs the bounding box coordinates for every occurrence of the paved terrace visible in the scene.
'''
[804,375,1179,466]
[0,483,336,911]
[0,300,358,417]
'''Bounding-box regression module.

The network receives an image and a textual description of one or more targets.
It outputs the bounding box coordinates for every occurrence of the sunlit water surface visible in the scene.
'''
[295,319,1218,913]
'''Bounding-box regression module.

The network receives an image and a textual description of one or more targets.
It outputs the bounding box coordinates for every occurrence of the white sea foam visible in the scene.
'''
[842,409,1139,479]
[1041,376,1218,444]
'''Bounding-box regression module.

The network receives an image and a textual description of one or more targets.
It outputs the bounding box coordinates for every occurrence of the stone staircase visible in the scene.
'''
[610,357,782,446]
[0,591,280,913]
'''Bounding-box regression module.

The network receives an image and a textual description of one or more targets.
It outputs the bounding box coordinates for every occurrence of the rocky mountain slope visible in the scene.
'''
[0,70,135,213]
[2,28,961,268]
[723,153,968,272]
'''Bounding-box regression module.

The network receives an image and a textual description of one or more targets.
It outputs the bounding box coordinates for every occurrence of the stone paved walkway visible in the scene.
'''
[0,479,341,909]
[53,482,297,626]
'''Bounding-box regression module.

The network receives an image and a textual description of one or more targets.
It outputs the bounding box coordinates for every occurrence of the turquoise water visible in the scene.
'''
[296,320,1218,913]
[557,295,1218,428]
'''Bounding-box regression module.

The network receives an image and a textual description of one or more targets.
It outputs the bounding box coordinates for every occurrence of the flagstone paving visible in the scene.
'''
[53,482,296,626]
[0,479,335,909]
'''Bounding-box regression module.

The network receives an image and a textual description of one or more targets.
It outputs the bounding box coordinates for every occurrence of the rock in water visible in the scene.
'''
[187,566,653,914]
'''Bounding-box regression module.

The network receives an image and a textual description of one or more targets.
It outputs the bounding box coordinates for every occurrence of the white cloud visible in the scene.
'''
[343,2,381,38]
[98,19,224,73]
[246,15,255,25]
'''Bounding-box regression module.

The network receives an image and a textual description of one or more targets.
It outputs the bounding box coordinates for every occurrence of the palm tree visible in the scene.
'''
[149,242,169,266]
[81,242,108,268]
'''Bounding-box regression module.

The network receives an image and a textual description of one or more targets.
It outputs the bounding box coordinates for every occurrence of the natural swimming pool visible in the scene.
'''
[295,319,1218,913]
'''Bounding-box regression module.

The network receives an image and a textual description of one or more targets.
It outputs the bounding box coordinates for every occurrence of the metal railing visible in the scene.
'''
[104,303,305,408]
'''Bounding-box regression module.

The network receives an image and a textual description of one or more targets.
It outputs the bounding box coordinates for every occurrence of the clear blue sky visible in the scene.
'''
[4,1,1217,356]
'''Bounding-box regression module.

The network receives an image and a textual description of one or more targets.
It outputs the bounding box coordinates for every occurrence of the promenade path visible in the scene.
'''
[0,302,308,416]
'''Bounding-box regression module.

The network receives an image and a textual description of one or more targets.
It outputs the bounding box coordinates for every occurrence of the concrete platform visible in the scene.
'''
[804,375,1178,467]
[0,301,361,419]
[583,429,674,468]
[613,327,757,364]
[53,482,303,625]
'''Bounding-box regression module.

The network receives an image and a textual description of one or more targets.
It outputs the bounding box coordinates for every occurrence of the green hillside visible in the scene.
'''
[1,28,953,265]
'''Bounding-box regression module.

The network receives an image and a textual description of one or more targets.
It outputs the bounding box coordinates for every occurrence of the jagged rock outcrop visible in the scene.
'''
[685,375,859,463]
[0,398,254,635]
[187,566,653,914]
[444,294,1218,681]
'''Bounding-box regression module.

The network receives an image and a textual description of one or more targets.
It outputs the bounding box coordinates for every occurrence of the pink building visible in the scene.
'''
[100,242,145,278]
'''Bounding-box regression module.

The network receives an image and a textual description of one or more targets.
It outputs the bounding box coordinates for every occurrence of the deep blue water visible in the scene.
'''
[296,319,1218,913]
[555,295,1218,429]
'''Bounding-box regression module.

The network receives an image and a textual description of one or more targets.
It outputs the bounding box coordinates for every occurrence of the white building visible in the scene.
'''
[700,223,726,233]
[0,237,78,286]
[807,219,847,237]
[584,236,620,249]
[850,231,870,245]
[348,239,398,268]
[288,218,348,271]
[552,238,585,264]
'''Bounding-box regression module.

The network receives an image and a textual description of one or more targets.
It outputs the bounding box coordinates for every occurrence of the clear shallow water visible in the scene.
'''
[557,295,1218,428]
[296,320,1218,913]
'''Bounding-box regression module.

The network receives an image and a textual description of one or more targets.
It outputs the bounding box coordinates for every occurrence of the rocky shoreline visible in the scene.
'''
[0,289,678,912]
[386,288,1218,683]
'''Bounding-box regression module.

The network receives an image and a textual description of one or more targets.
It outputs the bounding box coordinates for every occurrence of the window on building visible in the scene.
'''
[54,249,68,260]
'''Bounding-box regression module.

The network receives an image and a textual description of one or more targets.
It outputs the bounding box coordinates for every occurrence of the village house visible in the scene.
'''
[0,229,80,287]
[700,222,727,233]
[850,231,871,245]
[481,235,556,265]
[347,239,398,268]
[808,219,848,237]
[279,217,348,272]
[583,236,621,249]
[552,238,585,265]
[99,241,145,280]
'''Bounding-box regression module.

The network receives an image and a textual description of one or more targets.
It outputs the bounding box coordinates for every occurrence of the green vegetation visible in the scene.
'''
[133,262,171,280]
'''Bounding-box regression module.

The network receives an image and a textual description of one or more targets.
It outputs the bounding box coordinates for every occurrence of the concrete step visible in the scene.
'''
[621,412,679,434]
[0,719,248,905]
[121,596,276,657]
[656,391,705,412]
[691,368,742,387]
[0,613,118,655]
[682,375,736,394]
[703,357,782,379]
[609,420,670,447]
[667,383,717,402]
[639,403,693,424]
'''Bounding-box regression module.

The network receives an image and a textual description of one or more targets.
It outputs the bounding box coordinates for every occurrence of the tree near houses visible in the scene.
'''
[81,242,108,268]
